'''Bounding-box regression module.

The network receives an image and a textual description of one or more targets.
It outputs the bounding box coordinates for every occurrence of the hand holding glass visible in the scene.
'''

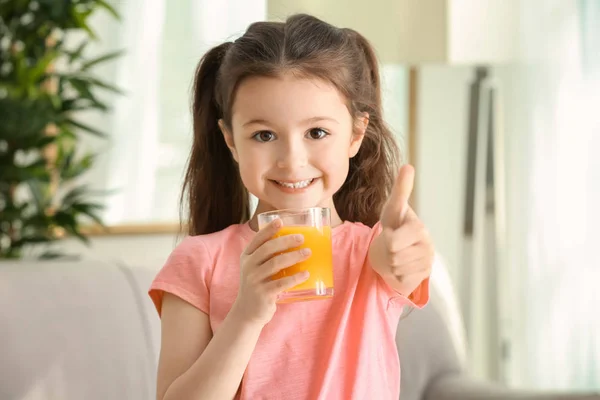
[257,207,334,303]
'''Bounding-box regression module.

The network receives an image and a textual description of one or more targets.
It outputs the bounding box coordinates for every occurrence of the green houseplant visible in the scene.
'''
[0,0,122,259]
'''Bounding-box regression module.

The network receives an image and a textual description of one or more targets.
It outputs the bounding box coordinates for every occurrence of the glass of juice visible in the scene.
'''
[257,207,334,303]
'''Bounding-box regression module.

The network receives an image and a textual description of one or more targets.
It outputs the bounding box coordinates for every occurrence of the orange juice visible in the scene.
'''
[272,225,334,301]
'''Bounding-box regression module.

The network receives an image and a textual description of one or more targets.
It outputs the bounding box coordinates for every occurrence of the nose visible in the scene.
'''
[275,137,308,170]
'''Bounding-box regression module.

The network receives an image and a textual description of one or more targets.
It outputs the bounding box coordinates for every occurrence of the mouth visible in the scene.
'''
[270,178,316,190]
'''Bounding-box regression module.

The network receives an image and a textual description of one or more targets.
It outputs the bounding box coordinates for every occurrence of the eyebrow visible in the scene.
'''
[242,116,340,127]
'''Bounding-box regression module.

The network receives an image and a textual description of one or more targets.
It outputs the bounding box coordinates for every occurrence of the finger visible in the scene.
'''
[393,269,432,292]
[256,248,312,280]
[244,218,283,255]
[251,233,305,265]
[265,271,310,295]
[391,256,432,277]
[389,242,433,268]
[403,206,419,222]
[384,218,428,253]
[381,164,415,229]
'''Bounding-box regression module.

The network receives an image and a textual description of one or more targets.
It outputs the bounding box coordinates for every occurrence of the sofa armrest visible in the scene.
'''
[425,375,600,400]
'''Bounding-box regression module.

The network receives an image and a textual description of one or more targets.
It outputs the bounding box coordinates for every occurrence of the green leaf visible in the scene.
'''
[61,185,89,206]
[0,203,28,221]
[14,51,27,88]
[71,203,105,226]
[49,93,62,110]
[66,73,124,94]
[68,40,89,63]
[64,118,107,138]
[67,76,99,103]
[85,76,124,94]
[60,152,95,180]
[35,135,58,149]
[54,210,77,228]
[22,213,53,230]
[70,7,97,40]
[16,134,57,151]
[60,96,109,112]
[96,0,120,20]
[57,144,73,168]
[81,49,124,71]
[29,50,59,84]
[0,97,56,141]
[83,211,104,227]
[0,160,51,183]
[71,201,104,213]
[58,124,78,139]
[63,98,108,112]
[27,181,49,211]
[54,212,90,245]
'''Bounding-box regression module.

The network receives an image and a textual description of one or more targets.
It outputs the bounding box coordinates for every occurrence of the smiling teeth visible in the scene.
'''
[276,179,313,189]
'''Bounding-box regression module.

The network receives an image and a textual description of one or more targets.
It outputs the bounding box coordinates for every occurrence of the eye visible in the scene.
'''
[307,128,329,140]
[252,131,276,142]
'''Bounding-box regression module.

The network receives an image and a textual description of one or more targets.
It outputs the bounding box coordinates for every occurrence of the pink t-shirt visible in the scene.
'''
[149,221,429,399]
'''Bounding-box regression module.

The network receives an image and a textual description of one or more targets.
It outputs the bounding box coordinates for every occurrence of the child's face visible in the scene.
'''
[220,74,366,213]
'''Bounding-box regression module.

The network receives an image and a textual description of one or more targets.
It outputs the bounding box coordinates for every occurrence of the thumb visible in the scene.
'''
[381,164,415,229]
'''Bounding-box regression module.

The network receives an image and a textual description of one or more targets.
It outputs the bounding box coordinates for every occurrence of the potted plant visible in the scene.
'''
[0,0,123,259]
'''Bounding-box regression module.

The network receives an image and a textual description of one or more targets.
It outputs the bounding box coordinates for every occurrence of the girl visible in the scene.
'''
[149,14,433,400]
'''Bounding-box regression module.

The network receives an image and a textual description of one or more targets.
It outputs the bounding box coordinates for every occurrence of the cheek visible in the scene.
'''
[235,145,267,186]
[234,141,257,167]
[237,157,259,179]
[237,162,262,198]
[319,153,350,183]
[314,139,352,178]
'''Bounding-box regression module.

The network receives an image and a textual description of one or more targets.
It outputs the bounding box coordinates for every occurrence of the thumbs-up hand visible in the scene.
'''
[368,165,434,297]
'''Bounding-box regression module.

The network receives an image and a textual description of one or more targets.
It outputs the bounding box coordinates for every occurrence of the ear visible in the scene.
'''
[349,113,369,158]
[218,119,239,162]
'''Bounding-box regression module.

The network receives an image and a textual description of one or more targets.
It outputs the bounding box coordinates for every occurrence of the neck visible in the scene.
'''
[247,200,343,231]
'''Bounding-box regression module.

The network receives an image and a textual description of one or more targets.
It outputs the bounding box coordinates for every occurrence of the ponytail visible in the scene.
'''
[181,42,251,236]
[333,29,400,227]
[344,28,383,108]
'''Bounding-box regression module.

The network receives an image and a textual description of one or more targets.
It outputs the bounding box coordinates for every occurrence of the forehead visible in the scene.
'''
[231,74,351,127]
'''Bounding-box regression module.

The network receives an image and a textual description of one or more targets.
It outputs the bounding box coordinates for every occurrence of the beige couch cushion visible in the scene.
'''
[0,260,159,400]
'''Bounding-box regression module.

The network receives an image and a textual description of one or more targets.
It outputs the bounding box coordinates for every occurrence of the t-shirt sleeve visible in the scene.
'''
[368,222,430,310]
[148,236,213,317]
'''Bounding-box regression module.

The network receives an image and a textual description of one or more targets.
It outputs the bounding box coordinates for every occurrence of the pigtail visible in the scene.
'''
[334,29,400,227]
[180,42,251,236]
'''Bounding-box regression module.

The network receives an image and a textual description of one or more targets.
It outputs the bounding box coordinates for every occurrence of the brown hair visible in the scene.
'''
[182,14,400,236]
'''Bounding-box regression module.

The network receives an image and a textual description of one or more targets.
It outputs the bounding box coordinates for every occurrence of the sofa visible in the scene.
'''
[1,256,598,400]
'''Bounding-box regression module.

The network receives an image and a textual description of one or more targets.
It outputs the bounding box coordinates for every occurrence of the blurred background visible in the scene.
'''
[1,0,599,398]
